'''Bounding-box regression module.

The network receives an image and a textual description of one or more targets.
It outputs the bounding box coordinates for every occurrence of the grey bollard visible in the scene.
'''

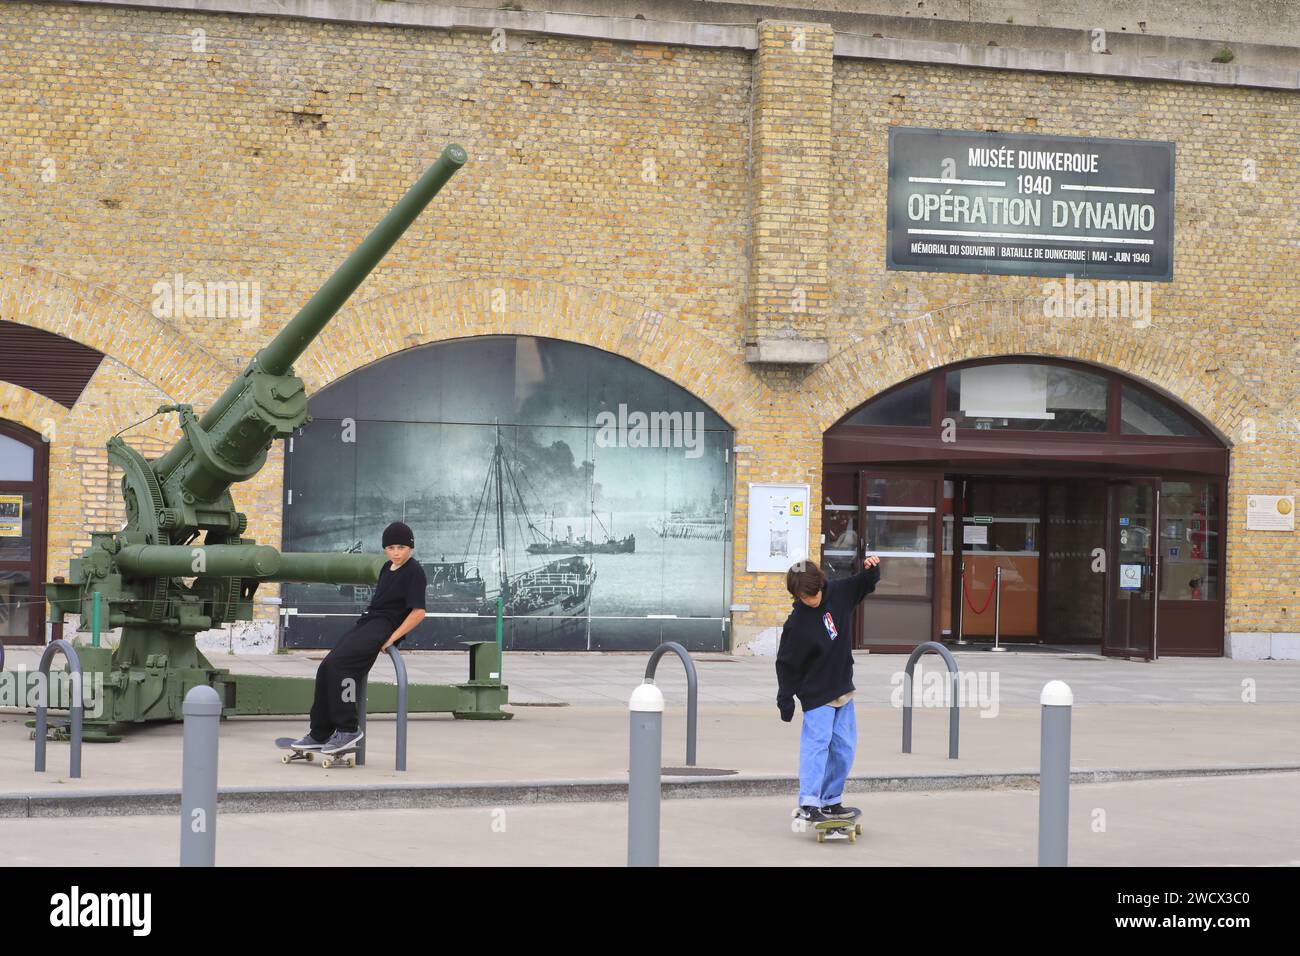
[628,681,664,867]
[1037,680,1073,867]
[180,685,222,867]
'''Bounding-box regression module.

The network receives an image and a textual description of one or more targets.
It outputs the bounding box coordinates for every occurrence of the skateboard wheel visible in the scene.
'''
[305,752,314,762]
[322,758,333,769]
[816,832,825,844]
[848,830,857,843]
[282,753,292,764]
[855,824,862,835]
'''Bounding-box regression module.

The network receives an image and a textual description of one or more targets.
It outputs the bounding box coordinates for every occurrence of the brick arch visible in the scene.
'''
[0,262,232,404]
[811,297,1259,440]
[299,277,754,427]
[0,381,69,441]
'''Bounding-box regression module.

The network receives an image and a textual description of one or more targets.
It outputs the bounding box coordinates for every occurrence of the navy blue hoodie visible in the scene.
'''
[775,565,880,715]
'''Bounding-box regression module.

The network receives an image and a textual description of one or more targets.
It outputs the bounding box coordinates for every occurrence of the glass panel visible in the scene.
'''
[1120,385,1202,437]
[961,556,1039,637]
[945,363,1107,432]
[0,434,35,481]
[1158,481,1220,600]
[1044,481,1105,644]
[865,556,933,645]
[962,481,1040,554]
[1110,484,1155,655]
[863,477,935,509]
[0,570,31,639]
[0,492,33,562]
[867,512,932,553]
[959,481,1041,638]
[843,376,931,427]
[821,472,859,579]
[861,474,935,646]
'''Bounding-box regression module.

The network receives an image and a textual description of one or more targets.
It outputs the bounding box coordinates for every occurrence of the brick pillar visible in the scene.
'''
[745,20,833,365]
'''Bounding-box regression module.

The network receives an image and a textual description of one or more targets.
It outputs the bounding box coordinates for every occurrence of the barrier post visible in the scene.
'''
[180,685,222,867]
[628,681,664,867]
[991,565,1006,652]
[1038,680,1073,867]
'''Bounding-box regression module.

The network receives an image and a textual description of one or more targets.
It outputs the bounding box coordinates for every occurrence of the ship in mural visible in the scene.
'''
[526,511,635,555]
[470,426,594,631]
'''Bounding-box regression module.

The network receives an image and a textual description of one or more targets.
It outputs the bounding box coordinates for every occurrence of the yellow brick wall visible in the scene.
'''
[0,3,1294,645]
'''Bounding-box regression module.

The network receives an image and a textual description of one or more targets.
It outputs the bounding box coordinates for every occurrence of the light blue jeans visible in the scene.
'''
[798,699,857,807]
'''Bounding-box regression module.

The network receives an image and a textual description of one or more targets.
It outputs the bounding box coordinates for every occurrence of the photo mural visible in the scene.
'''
[281,335,733,651]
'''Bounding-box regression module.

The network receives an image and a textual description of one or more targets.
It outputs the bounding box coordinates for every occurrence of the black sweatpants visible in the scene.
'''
[309,616,394,738]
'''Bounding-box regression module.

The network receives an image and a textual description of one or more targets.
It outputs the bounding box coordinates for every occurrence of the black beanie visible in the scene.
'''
[382,521,415,548]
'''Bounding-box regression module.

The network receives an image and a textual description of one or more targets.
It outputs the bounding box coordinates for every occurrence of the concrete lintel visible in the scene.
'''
[50,0,760,50]
[41,1,1297,89]
[834,32,1300,91]
[744,337,829,365]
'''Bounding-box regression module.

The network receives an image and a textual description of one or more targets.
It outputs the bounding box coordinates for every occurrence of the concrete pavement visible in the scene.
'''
[1,649,1296,814]
[4,772,1297,866]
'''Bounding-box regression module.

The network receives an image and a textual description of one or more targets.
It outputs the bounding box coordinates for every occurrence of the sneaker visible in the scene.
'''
[794,805,827,823]
[822,803,855,819]
[321,729,364,754]
[291,732,328,751]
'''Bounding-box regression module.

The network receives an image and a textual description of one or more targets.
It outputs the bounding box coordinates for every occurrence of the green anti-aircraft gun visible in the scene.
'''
[45,144,511,741]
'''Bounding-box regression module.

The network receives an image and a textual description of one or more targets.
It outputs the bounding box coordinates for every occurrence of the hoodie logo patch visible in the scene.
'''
[823,612,838,639]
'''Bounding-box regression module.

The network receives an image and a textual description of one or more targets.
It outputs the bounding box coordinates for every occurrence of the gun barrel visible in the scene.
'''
[255,143,467,378]
[269,552,386,586]
[116,545,384,585]
[153,145,466,484]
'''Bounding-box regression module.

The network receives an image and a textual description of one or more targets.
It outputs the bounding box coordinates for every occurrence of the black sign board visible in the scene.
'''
[887,127,1174,280]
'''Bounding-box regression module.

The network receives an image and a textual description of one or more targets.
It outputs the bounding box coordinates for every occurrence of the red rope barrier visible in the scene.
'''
[963,568,997,615]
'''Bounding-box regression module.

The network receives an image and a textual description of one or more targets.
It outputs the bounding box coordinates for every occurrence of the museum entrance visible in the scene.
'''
[822,359,1228,658]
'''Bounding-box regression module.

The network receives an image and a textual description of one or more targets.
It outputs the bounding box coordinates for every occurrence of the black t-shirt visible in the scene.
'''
[359,558,427,634]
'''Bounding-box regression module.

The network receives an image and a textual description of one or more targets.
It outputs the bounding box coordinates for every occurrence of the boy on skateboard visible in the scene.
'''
[776,555,881,823]
[291,521,428,755]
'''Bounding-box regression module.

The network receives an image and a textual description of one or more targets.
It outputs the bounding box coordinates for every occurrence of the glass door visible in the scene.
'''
[856,471,942,648]
[0,422,48,646]
[1104,478,1161,660]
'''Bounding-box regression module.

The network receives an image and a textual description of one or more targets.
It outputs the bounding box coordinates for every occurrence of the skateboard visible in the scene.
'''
[793,806,863,844]
[276,736,359,769]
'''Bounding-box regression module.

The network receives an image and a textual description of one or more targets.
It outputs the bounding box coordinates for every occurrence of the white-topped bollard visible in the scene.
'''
[1038,680,1073,867]
[180,685,222,867]
[628,681,665,867]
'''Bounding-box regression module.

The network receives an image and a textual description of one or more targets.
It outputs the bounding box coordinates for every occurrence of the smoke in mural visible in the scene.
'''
[281,336,733,651]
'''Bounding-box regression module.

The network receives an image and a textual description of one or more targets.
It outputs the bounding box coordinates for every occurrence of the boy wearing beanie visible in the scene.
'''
[776,554,881,822]
[292,520,427,755]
